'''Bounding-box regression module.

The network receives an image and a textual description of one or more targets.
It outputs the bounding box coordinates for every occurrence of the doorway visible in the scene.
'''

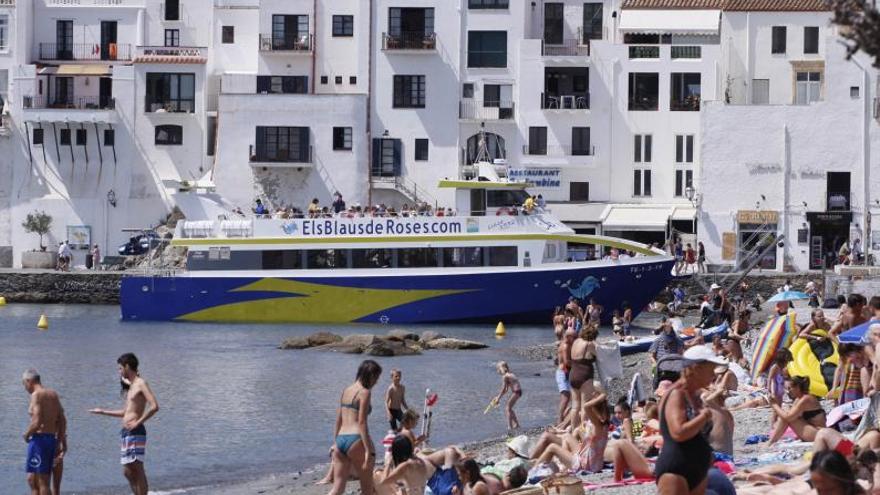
[807,212,852,269]
[99,77,113,108]
[56,20,73,60]
[100,21,118,60]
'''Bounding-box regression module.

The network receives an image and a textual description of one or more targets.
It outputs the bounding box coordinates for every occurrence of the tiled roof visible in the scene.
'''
[621,0,830,10]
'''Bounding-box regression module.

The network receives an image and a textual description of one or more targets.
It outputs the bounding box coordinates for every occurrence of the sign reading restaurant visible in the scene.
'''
[282,218,473,236]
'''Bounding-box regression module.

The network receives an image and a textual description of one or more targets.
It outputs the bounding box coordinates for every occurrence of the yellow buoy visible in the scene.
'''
[495,321,506,337]
[37,314,49,331]
[0,296,6,306]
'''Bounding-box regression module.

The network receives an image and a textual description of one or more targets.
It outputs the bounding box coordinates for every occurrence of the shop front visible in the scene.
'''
[806,211,852,269]
[736,210,779,271]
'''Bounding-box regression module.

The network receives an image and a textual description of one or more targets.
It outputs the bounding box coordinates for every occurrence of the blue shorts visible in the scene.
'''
[26,434,57,474]
[556,368,570,393]
[120,424,146,465]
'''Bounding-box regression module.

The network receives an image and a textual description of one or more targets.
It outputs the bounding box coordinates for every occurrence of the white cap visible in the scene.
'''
[683,346,729,366]
[506,435,529,458]
[710,283,722,290]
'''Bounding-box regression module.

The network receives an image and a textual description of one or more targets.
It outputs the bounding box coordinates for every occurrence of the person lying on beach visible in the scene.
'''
[532,394,610,474]
[811,428,880,458]
[768,376,826,446]
[491,362,522,431]
[480,435,529,485]
[736,449,869,495]
[455,458,523,495]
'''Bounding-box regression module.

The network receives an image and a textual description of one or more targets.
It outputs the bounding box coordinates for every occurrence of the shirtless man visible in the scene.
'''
[385,369,409,432]
[831,294,869,336]
[556,329,575,423]
[22,369,66,495]
[90,353,159,495]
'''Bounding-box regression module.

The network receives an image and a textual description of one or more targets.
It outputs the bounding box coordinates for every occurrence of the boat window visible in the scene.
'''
[442,247,483,267]
[263,250,303,269]
[397,248,439,268]
[352,248,393,268]
[543,242,558,261]
[487,190,529,208]
[306,249,348,269]
[487,246,518,266]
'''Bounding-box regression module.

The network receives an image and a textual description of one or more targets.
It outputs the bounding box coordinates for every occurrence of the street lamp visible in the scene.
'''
[685,185,697,205]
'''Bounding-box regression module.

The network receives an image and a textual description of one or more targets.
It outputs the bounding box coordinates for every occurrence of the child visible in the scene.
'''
[385,369,410,432]
[612,310,625,340]
[493,361,522,431]
[399,409,427,450]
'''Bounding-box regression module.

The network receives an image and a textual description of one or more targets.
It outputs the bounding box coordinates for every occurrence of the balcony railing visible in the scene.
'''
[47,0,134,4]
[522,144,595,156]
[144,96,194,113]
[542,39,589,57]
[23,95,116,110]
[459,100,515,120]
[541,93,590,110]
[628,45,660,59]
[259,34,313,53]
[136,46,205,58]
[249,144,313,164]
[382,32,437,51]
[671,46,701,59]
[0,0,14,6]
[39,43,132,61]
[826,191,852,212]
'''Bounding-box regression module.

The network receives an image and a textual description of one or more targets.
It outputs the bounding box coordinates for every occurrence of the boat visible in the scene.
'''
[618,322,731,356]
[120,163,675,324]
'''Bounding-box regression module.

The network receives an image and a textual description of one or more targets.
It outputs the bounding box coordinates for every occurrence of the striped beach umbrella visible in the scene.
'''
[750,313,798,381]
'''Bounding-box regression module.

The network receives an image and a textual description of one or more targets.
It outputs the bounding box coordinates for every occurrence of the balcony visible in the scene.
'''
[23,95,115,110]
[144,96,194,113]
[249,144,313,168]
[541,93,590,110]
[542,39,590,57]
[671,46,701,59]
[522,144,595,156]
[39,43,132,62]
[259,34,313,53]
[459,100,515,121]
[382,32,437,51]
[134,46,207,64]
[826,191,852,212]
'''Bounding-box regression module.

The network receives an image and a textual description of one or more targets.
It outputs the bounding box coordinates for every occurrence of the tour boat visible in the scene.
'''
[120,164,675,324]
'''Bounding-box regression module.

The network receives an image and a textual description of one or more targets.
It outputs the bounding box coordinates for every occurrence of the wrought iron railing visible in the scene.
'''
[382,32,437,50]
[259,34,313,52]
[23,95,116,110]
[39,42,132,61]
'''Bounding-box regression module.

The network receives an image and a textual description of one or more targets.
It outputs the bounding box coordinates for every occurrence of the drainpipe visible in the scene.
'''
[311,0,317,95]
[367,0,374,207]
[847,53,871,256]
[782,123,791,271]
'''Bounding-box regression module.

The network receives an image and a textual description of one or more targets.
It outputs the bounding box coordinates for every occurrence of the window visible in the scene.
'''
[628,72,659,110]
[398,248,439,268]
[262,251,303,270]
[103,129,115,146]
[442,247,483,268]
[76,128,87,145]
[33,128,44,145]
[332,15,354,36]
[155,125,183,145]
[392,75,426,108]
[633,169,652,197]
[0,15,8,51]
[352,249,392,268]
[372,138,402,176]
[675,135,694,163]
[528,127,548,155]
[670,73,701,111]
[165,0,180,21]
[56,20,73,60]
[675,170,694,197]
[583,3,603,41]
[462,83,474,98]
[633,134,652,163]
[795,71,821,104]
[272,15,309,50]
[207,116,216,156]
[851,86,860,98]
[487,246,518,267]
[222,26,234,44]
[467,31,507,68]
[771,26,786,54]
[335,76,342,85]
[255,127,310,162]
[256,76,308,94]
[804,26,819,54]
[164,29,179,47]
[469,0,509,8]
[388,8,434,37]
[350,76,357,84]
[333,127,352,151]
[752,79,770,104]
[59,129,71,145]
[415,139,429,161]
[306,250,348,269]
[570,182,590,202]
[320,76,328,84]
[145,73,195,112]
[572,127,591,156]
[544,3,564,45]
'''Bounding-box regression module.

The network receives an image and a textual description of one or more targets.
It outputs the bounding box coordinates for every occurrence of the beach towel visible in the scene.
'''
[853,394,880,442]
[827,397,871,427]
[595,342,623,386]
[627,372,645,408]
[749,314,797,381]
[583,478,654,491]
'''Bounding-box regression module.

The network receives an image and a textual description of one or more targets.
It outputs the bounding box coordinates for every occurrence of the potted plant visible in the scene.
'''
[20,211,58,269]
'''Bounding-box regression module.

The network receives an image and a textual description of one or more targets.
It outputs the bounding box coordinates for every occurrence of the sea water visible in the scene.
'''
[0,304,559,493]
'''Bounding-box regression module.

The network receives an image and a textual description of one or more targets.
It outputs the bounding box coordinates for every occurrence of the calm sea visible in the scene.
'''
[0,304,559,493]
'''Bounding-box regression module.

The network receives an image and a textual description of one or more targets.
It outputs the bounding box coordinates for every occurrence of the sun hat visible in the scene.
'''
[710,283,722,290]
[683,346,728,367]
[506,435,529,458]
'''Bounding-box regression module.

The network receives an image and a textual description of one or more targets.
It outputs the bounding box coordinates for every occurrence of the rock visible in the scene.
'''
[342,334,380,347]
[308,332,342,347]
[420,331,446,343]
[423,338,488,350]
[387,329,420,342]
[317,343,365,354]
[279,337,310,350]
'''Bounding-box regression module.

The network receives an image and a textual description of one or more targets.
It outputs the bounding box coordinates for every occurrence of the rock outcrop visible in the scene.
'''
[422,338,488,350]
[280,331,481,355]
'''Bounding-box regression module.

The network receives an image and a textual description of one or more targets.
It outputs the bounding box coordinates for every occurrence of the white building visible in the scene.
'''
[0,0,875,271]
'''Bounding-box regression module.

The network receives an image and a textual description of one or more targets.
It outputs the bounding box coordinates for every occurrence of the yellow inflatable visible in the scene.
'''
[787,330,839,397]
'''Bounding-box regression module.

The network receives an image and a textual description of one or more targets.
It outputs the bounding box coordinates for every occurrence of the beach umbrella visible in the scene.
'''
[766,291,811,303]
[750,313,798,381]
[838,319,880,344]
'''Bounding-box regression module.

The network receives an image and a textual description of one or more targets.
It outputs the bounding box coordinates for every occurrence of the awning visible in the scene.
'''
[618,9,721,35]
[603,206,671,231]
[548,202,609,224]
[38,65,112,76]
[671,206,697,221]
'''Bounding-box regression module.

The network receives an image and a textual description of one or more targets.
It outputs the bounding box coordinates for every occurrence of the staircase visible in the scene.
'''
[371,175,438,207]
[695,219,784,294]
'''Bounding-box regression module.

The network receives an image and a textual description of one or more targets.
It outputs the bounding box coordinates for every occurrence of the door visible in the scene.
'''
[99,77,112,108]
[100,21,117,60]
[470,189,486,216]
[272,15,303,49]
[56,20,73,60]
[544,3,564,45]
[54,77,73,107]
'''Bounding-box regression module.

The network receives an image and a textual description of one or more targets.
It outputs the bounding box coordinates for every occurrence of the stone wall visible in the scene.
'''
[665,273,824,304]
[0,272,122,304]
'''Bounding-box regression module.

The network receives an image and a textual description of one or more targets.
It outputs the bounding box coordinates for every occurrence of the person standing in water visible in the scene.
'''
[22,369,66,495]
[90,353,160,495]
[492,362,522,432]
[329,360,383,495]
[385,369,410,432]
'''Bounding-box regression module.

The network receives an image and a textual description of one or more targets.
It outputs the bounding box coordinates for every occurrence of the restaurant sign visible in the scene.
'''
[736,210,779,224]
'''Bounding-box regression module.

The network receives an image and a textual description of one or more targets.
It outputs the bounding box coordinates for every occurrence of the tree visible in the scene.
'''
[830,0,880,67]
[21,211,52,251]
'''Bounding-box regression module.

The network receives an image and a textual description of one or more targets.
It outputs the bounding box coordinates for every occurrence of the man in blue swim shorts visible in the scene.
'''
[22,369,67,495]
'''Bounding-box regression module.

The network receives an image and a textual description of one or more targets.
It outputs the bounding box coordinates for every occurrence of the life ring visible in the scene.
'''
[787,330,839,397]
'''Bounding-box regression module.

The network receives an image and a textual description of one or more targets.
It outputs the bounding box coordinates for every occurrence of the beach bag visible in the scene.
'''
[540,474,585,495]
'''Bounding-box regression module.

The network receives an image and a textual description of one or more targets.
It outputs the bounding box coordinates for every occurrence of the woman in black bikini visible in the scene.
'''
[656,346,727,495]
[768,375,825,446]
[567,325,598,430]
[329,360,383,495]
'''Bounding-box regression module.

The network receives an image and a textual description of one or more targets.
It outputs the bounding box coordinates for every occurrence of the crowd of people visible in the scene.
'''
[236,194,460,220]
